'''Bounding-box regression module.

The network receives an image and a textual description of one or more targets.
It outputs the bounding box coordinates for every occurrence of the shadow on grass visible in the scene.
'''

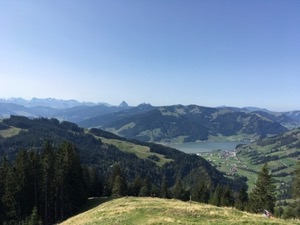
[78,197,113,214]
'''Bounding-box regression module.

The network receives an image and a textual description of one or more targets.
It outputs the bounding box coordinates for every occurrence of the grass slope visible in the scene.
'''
[99,137,173,167]
[0,126,23,138]
[60,197,299,225]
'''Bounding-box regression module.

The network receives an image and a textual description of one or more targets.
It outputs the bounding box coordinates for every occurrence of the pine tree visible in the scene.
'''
[192,179,210,203]
[55,142,87,219]
[139,179,150,197]
[27,207,39,225]
[220,186,234,207]
[173,178,185,200]
[41,141,56,224]
[235,183,249,211]
[14,150,36,221]
[107,163,122,195]
[129,175,143,196]
[249,163,276,213]
[2,162,18,223]
[112,175,127,197]
[108,163,127,198]
[209,185,222,206]
[0,156,10,223]
[160,175,169,199]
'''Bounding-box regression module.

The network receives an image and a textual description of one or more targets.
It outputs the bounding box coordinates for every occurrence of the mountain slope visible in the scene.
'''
[80,105,288,143]
[0,115,234,191]
[201,128,300,199]
[60,197,296,225]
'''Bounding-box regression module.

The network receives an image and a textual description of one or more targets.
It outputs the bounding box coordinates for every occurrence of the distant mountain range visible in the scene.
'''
[1,97,300,142]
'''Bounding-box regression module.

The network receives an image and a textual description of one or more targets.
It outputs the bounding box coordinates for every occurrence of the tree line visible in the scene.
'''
[1,139,300,224]
[0,141,101,225]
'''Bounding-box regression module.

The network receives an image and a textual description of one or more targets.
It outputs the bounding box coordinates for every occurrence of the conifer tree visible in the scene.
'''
[55,142,86,219]
[220,185,234,207]
[2,163,18,223]
[27,206,40,225]
[249,163,276,213]
[173,178,185,200]
[0,156,10,223]
[160,175,169,199]
[14,150,36,221]
[108,163,127,197]
[129,175,143,196]
[192,179,210,203]
[107,163,122,195]
[41,141,56,224]
[139,178,150,197]
[112,175,127,197]
[209,185,222,206]
[235,183,248,211]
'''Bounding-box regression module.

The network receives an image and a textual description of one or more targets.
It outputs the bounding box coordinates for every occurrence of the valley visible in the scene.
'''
[1,99,300,223]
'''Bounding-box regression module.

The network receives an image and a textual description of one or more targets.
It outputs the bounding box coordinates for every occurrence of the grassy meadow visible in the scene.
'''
[60,197,300,225]
[100,137,172,167]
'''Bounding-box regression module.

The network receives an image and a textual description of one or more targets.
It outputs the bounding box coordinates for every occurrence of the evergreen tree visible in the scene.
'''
[108,163,127,198]
[27,206,40,225]
[41,141,56,224]
[172,178,185,200]
[235,183,249,211]
[209,185,222,206]
[112,175,127,197]
[129,175,143,196]
[249,163,276,213]
[160,175,169,199]
[55,142,87,220]
[83,167,103,197]
[0,156,11,223]
[192,179,210,203]
[14,150,36,221]
[107,163,122,195]
[220,186,234,207]
[2,162,18,223]
[139,179,150,197]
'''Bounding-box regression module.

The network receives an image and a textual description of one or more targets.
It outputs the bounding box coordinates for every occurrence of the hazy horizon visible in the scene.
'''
[1,96,299,112]
[1,1,299,111]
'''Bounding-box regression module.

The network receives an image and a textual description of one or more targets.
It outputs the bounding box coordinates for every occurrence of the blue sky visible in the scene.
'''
[0,1,299,111]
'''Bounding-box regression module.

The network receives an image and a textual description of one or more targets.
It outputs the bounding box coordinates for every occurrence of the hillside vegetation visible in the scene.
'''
[201,128,300,200]
[60,197,299,225]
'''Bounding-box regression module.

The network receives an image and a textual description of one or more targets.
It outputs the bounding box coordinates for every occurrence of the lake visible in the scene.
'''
[166,141,249,154]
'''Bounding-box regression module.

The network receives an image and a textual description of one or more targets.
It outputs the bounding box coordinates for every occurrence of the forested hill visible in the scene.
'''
[79,105,288,142]
[0,115,240,191]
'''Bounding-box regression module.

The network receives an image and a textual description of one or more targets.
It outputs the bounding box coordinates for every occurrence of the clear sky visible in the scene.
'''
[0,1,299,111]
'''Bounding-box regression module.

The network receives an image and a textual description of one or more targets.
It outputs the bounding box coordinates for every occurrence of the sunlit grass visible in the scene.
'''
[0,127,22,138]
[60,197,300,225]
[100,137,172,167]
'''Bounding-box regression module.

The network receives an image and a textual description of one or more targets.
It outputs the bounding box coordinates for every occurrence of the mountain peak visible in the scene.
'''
[119,101,129,108]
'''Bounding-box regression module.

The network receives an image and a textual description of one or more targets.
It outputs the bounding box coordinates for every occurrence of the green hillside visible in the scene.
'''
[99,137,173,167]
[0,115,235,196]
[60,197,299,225]
[201,128,300,198]
[80,105,287,143]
